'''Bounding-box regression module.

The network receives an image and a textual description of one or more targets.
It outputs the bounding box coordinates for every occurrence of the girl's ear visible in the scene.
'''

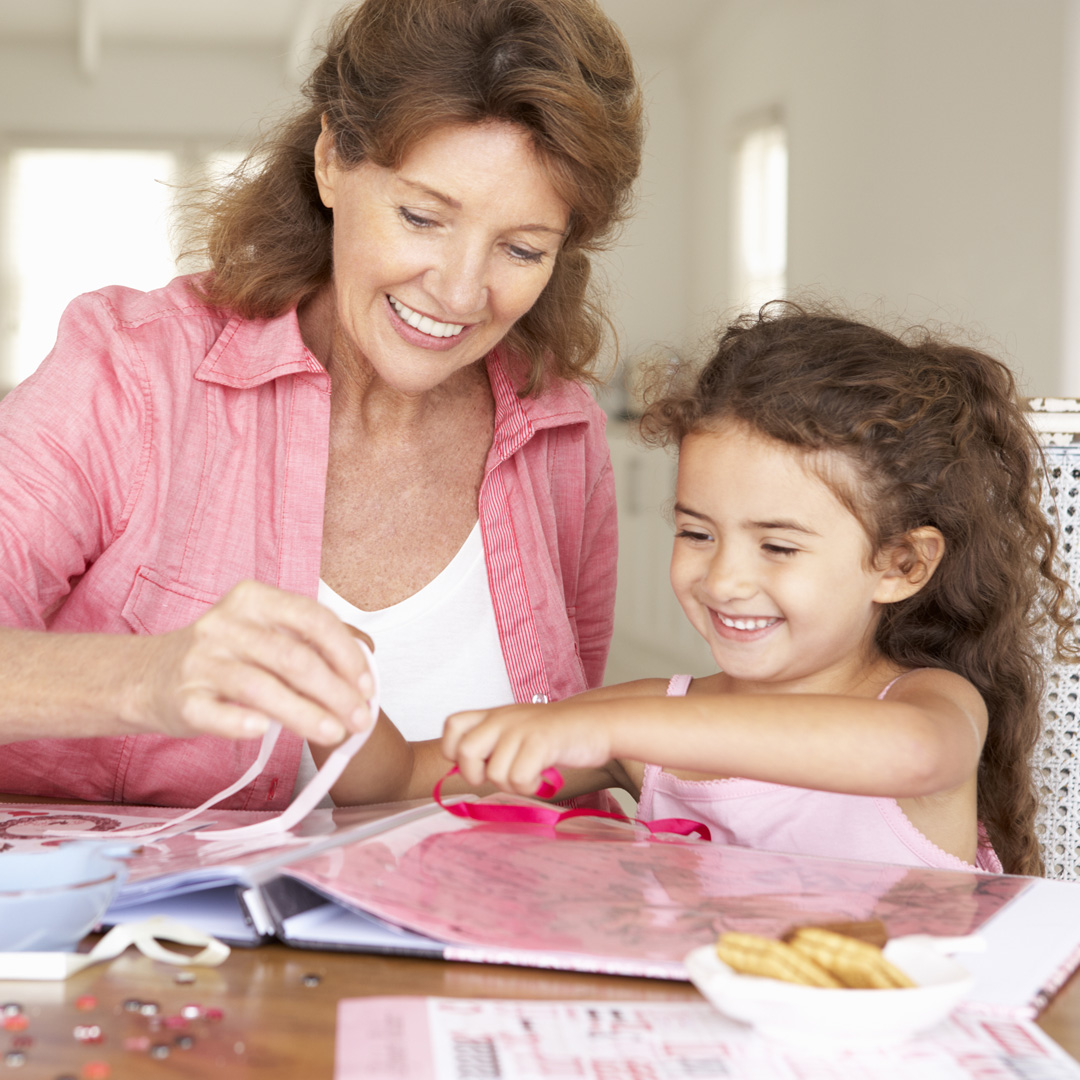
[873,526,946,605]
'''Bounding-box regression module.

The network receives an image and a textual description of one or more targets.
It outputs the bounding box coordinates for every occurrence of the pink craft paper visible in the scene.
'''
[284,805,1028,970]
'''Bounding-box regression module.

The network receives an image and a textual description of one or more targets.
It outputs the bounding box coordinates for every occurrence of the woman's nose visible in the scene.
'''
[424,241,489,318]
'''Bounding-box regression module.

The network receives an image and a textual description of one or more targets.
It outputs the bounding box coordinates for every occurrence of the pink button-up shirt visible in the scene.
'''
[0,276,617,808]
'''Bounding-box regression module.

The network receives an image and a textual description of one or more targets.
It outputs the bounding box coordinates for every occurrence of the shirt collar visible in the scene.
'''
[486,348,598,465]
[195,313,596,446]
[195,308,327,389]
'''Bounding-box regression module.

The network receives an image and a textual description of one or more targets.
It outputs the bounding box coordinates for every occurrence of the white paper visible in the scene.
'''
[335,997,1080,1080]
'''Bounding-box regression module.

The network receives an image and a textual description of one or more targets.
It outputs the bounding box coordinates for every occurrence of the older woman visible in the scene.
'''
[0,0,641,808]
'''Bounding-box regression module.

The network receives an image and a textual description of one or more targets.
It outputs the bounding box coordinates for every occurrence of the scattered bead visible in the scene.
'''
[137,1002,160,1017]
[123,1036,150,1053]
[173,971,196,985]
[81,1063,110,1080]
[3,1016,28,1033]
[73,1024,104,1045]
[163,1015,188,1030]
[234,1041,245,1055]
[122,1000,142,1014]
[180,1004,202,1020]
[0,1005,20,1018]
[3,1050,25,1067]
[204,1007,224,1023]
[149,1044,170,1060]
[74,996,96,1012]
[301,973,322,987]
[174,1035,195,1050]
[10,1037,31,1050]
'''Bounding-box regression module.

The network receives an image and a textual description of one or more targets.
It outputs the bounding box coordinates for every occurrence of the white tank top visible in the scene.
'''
[316,522,515,741]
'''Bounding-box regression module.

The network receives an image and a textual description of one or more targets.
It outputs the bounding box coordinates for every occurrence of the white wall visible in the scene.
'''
[0,40,288,145]
[681,0,1068,396]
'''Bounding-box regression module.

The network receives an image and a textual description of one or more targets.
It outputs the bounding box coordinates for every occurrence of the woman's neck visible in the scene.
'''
[299,285,490,435]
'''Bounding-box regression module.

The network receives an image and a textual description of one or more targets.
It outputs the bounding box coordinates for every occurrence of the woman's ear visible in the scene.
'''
[314,115,336,209]
[873,526,946,605]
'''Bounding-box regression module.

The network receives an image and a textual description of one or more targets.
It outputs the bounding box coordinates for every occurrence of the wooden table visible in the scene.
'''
[4,941,1080,1078]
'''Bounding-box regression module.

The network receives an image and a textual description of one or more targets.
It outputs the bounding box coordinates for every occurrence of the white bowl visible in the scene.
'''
[684,936,975,1048]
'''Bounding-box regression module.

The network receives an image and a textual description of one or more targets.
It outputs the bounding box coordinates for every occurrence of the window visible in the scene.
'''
[731,121,788,315]
[3,148,179,387]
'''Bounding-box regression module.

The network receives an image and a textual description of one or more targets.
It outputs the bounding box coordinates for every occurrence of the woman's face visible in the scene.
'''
[314,121,569,396]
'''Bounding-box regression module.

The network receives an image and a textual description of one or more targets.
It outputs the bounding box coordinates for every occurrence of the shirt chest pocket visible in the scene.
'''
[120,566,222,635]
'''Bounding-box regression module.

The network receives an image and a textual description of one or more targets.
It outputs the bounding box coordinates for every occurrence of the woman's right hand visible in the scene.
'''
[134,580,375,746]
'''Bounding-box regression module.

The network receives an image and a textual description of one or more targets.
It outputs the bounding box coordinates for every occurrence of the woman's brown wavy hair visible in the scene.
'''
[640,302,1076,875]
[186,0,642,395]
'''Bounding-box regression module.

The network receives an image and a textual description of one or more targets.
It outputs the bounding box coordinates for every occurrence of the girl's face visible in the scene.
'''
[670,424,899,694]
[313,120,569,396]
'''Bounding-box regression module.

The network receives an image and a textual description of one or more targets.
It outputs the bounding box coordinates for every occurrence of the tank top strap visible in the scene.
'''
[666,674,693,697]
[877,668,932,700]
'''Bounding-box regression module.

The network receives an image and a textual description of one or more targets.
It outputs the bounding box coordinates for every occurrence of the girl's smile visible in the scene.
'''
[710,610,783,640]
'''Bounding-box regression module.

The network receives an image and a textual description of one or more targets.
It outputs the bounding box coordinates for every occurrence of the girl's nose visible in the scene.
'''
[704,545,756,601]
[424,241,488,318]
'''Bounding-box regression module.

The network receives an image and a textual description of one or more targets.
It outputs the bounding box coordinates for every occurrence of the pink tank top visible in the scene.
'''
[637,674,1002,873]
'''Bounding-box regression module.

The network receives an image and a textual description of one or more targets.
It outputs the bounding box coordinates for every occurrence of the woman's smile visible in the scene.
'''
[387,295,466,341]
[386,295,471,351]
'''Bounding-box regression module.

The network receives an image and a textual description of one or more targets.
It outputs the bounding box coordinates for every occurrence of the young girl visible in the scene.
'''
[341,304,1074,877]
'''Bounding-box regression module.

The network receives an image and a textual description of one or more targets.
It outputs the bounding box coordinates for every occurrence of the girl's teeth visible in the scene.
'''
[389,296,465,339]
[720,615,776,631]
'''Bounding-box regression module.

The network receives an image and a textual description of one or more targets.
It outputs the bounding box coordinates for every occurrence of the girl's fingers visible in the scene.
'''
[442,709,488,764]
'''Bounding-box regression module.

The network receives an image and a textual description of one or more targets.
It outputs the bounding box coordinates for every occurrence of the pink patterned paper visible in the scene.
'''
[285,812,1028,969]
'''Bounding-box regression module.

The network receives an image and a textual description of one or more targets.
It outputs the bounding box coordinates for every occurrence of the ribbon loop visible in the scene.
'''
[433,766,710,842]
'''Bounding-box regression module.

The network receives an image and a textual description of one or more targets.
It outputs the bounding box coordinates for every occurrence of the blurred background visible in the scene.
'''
[0,0,1072,679]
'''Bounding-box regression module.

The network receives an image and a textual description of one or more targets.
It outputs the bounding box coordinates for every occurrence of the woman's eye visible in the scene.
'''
[398,206,436,228]
[507,244,545,265]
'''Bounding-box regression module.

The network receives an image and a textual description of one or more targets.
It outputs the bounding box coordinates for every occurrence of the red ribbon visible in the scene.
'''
[433,766,711,842]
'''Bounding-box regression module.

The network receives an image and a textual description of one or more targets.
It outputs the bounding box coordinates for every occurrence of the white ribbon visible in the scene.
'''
[0,916,230,981]
[50,640,381,843]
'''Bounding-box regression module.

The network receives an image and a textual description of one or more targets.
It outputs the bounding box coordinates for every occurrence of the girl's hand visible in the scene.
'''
[135,580,375,746]
[442,701,616,795]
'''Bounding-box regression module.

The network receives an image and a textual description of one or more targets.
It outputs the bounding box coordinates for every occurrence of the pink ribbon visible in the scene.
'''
[433,766,711,842]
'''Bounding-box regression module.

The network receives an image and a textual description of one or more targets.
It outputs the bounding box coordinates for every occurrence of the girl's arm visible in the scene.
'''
[321,678,668,806]
[443,668,987,801]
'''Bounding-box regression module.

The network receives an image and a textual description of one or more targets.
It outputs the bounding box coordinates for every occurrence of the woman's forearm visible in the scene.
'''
[0,626,157,742]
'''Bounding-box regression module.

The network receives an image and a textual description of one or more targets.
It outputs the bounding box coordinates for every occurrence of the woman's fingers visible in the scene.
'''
[146,581,376,744]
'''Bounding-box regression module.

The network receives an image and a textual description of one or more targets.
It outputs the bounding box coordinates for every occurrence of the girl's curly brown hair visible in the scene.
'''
[185,0,643,396]
[640,302,1076,876]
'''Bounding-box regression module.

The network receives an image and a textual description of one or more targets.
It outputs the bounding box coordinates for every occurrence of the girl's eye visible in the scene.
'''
[676,528,712,543]
[507,244,545,265]
[762,543,799,556]
[398,206,436,228]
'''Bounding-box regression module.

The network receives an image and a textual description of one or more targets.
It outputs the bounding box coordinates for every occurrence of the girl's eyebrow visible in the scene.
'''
[674,504,819,536]
[396,176,568,237]
[750,518,820,536]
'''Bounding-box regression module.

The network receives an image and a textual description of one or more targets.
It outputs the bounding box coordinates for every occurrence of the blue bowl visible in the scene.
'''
[0,842,131,952]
